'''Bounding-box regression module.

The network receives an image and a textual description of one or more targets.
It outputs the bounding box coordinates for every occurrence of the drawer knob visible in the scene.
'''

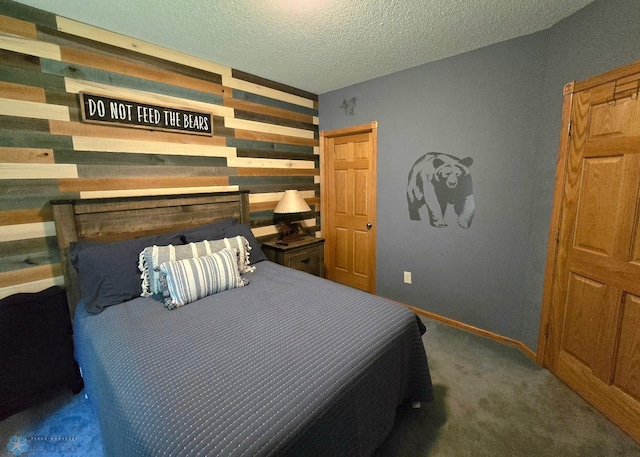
[301,258,311,264]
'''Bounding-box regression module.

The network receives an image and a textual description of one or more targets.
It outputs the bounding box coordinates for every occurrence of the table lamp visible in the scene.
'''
[273,190,311,245]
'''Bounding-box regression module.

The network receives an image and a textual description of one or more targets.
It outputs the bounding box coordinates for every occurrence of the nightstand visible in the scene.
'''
[261,237,325,277]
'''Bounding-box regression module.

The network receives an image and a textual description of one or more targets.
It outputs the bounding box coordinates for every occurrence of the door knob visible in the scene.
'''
[366,222,373,229]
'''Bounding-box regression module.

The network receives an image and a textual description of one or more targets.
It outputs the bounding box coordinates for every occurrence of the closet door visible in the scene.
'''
[540,62,640,444]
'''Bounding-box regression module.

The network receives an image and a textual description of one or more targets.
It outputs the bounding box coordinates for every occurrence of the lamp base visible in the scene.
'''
[276,232,303,245]
[276,221,305,245]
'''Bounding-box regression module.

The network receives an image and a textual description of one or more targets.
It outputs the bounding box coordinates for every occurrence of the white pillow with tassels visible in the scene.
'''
[159,248,248,310]
[138,236,255,296]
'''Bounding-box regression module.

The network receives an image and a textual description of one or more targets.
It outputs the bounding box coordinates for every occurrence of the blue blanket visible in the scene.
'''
[74,261,432,456]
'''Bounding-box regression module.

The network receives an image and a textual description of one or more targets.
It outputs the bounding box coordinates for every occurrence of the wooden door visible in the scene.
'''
[321,122,377,293]
[539,62,640,443]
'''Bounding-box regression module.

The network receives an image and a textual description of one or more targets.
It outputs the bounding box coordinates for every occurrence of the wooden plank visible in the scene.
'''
[210,114,234,138]
[225,118,315,140]
[238,182,318,195]
[70,192,245,215]
[234,129,318,147]
[64,77,234,118]
[0,47,40,70]
[0,163,78,179]
[0,97,70,121]
[80,185,239,199]
[60,47,226,97]
[0,81,45,102]
[0,206,53,226]
[244,224,274,238]
[0,14,37,39]
[0,65,67,90]
[229,138,315,156]
[234,109,317,131]
[49,120,227,147]
[56,16,232,78]
[228,156,314,169]
[225,97,317,125]
[231,68,317,102]
[0,180,75,211]
[0,115,50,132]
[0,147,54,163]
[231,176,314,189]
[54,149,228,168]
[250,198,319,212]
[45,87,79,107]
[0,276,64,300]
[0,207,53,226]
[0,262,62,288]
[0,34,60,60]
[0,130,74,149]
[0,237,60,273]
[74,164,231,179]
[223,75,314,109]
[0,221,56,242]
[39,28,223,86]
[72,136,236,158]
[236,147,318,162]
[232,89,317,117]
[237,167,318,177]
[59,175,229,192]
[249,190,316,204]
[74,202,244,235]
[0,2,58,30]
[42,58,223,106]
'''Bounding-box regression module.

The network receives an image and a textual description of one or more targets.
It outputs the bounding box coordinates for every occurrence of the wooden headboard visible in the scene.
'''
[51,191,250,316]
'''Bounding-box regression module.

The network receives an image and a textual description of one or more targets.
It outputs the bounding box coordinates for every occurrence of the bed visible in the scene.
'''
[52,191,433,456]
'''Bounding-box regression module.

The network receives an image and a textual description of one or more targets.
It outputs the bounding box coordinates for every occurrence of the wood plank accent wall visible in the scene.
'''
[0,0,320,299]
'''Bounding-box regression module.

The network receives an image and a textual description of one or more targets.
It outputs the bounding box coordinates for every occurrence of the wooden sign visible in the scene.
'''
[80,92,213,136]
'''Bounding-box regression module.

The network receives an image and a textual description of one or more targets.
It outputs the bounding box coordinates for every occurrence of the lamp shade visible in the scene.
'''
[274,190,311,214]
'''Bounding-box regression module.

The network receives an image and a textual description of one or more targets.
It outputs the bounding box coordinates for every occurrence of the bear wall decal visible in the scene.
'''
[407,152,475,228]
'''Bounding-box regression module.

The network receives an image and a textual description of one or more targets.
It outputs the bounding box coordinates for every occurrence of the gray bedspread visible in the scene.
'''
[74,261,433,456]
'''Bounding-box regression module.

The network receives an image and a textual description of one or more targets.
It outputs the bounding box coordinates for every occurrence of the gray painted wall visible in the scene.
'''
[318,0,640,351]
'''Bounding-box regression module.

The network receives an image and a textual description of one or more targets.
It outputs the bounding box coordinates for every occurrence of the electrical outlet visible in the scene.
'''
[403,271,412,284]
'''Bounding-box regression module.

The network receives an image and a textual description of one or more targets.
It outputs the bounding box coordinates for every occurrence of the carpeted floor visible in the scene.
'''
[1,316,639,456]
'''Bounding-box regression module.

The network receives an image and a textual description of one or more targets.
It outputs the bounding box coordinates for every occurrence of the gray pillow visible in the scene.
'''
[76,232,183,314]
[179,218,236,243]
[222,224,268,263]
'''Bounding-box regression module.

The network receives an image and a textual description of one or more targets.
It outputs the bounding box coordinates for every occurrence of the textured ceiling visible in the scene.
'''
[14,0,594,94]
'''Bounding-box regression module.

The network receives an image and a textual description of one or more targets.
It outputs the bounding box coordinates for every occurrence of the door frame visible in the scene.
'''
[320,121,378,293]
[537,81,574,367]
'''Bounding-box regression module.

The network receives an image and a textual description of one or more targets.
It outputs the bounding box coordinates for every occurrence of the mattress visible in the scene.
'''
[73,261,433,456]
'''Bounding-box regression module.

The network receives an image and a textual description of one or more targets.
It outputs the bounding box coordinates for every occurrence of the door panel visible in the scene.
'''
[573,156,625,257]
[613,293,640,401]
[541,63,640,444]
[321,123,377,293]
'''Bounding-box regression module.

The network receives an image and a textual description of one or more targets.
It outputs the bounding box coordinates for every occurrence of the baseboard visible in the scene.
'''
[406,305,537,362]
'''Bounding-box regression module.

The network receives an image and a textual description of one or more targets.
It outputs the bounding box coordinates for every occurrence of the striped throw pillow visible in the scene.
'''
[139,236,255,296]
[159,248,247,310]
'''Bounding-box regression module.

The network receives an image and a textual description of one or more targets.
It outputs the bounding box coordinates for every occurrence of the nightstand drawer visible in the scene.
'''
[261,237,325,277]
[289,249,321,275]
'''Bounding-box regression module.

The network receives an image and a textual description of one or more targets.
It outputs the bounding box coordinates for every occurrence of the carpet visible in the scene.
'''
[1,316,639,456]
